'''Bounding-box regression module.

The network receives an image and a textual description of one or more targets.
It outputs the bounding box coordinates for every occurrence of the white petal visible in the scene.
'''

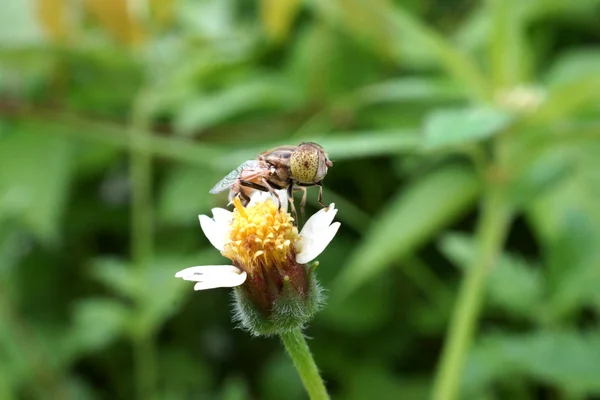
[199,215,225,251]
[295,203,340,264]
[296,222,340,264]
[175,265,247,290]
[198,207,232,251]
[211,208,232,226]
[298,203,338,240]
[175,265,241,280]
[194,271,247,290]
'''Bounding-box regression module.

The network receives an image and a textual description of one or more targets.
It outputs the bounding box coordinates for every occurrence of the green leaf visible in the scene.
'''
[465,331,600,394]
[531,69,600,124]
[91,258,138,298]
[545,213,600,321]
[135,254,210,335]
[544,49,600,87]
[527,141,600,247]
[357,77,467,105]
[68,298,131,354]
[439,233,543,319]
[333,166,480,297]
[0,124,73,242]
[344,364,430,400]
[423,107,513,149]
[319,276,393,333]
[220,375,250,400]
[507,144,573,207]
[159,348,213,398]
[174,77,301,135]
[259,354,304,400]
[158,165,219,225]
[320,0,489,98]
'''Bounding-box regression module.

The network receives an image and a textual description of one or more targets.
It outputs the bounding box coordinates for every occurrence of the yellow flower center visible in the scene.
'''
[222,196,298,275]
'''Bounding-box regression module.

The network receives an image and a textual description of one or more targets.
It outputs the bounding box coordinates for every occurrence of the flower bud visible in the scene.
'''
[233,261,323,336]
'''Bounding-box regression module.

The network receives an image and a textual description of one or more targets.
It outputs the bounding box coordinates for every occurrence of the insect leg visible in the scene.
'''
[295,187,307,217]
[256,177,283,210]
[316,182,326,208]
[239,190,251,206]
[286,184,299,224]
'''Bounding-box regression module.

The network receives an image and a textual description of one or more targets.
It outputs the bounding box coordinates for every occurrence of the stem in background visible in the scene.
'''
[130,94,156,400]
[431,187,512,400]
[280,329,330,400]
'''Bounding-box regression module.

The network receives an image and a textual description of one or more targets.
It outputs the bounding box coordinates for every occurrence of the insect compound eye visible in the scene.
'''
[290,144,319,184]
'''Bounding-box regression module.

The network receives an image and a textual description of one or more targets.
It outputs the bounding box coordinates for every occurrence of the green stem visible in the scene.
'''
[280,329,329,400]
[130,94,156,400]
[431,188,512,400]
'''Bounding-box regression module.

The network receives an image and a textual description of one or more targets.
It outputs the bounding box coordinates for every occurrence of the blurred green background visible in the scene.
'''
[2,0,600,399]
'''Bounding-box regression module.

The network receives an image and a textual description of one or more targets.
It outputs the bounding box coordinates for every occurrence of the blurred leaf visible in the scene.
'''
[260,0,301,42]
[64,377,99,400]
[344,364,430,400]
[259,354,304,400]
[73,142,120,178]
[333,166,480,297]
[68,298,131,354]
[423,107,513,149]
[287,23,383,101]
[0,125,72,242]
[531,72,600,124]
[0,362,15,400]
[544,49,600,87]
[320,275,393,333]
[91,258,137,298]
[528,142,600,243]
[174,77,302,135]
[383,2,489,97]
[136,255,202,335]
[357,77,467,105]
[160,347,213,398]
[220,375,250,400]
[323,0,489,97]
[92,255,205,336]
[440,233,543,319]
[507,143,573,207]
[545,212,600,321]
[158,165,217,225]
[466,331,600,394]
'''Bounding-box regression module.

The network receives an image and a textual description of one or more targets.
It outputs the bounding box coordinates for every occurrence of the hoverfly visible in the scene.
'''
[209,142,333,222]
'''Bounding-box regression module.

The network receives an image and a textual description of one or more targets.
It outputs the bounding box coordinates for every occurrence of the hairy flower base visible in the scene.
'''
[233,262,324,336]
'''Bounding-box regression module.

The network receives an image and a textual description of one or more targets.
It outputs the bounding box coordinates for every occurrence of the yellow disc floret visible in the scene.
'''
[222,197,298,275]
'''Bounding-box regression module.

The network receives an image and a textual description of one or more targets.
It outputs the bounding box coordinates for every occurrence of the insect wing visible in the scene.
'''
[209,160,258,194]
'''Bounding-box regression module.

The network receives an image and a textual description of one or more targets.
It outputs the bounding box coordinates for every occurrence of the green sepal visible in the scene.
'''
[231,265,325,337]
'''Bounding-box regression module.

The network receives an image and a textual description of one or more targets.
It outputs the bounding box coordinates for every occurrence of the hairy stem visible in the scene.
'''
[280,329,329,400]
[432,187,512,400]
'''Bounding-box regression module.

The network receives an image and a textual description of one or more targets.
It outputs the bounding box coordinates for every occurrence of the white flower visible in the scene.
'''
[175,191,340,291]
